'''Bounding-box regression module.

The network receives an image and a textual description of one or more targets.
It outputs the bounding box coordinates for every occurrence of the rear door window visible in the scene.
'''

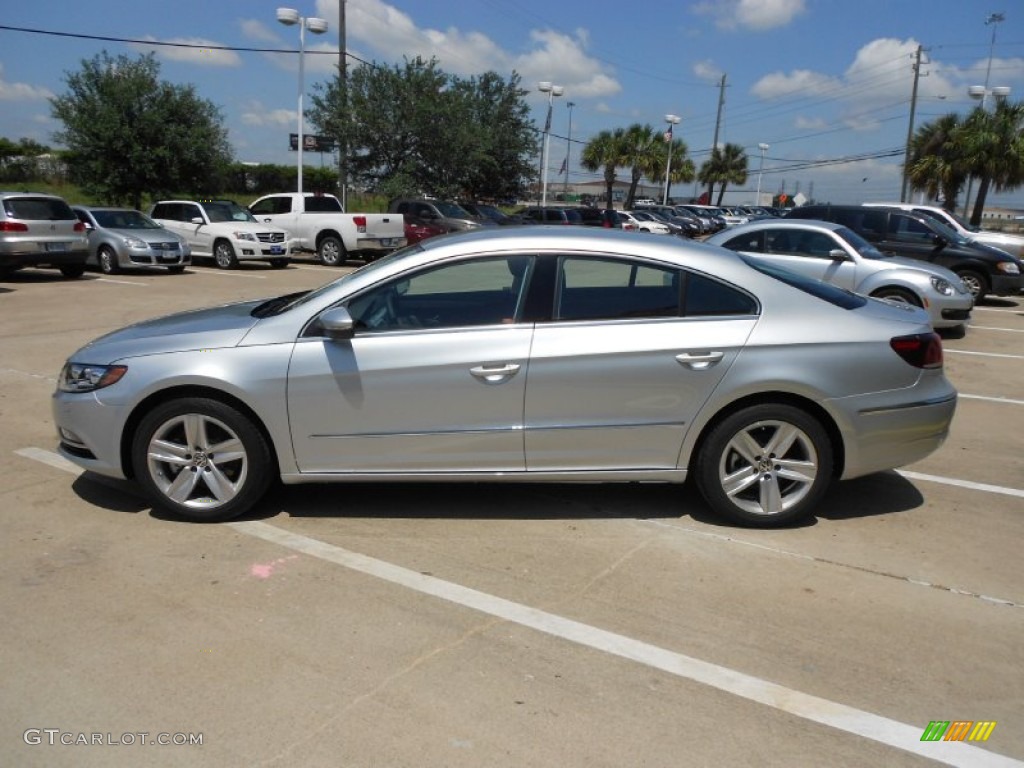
[4,197,75,221]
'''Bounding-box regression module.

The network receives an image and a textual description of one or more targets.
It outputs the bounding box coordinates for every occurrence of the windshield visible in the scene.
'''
[204,201,257,223]
[92,209,160,230]
[926,218,970,245]
[835,226,887,260]
[254,244,425,317]
[434,201,472,218]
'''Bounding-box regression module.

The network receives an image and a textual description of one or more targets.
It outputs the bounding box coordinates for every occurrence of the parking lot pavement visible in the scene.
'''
[2,264,1022,767]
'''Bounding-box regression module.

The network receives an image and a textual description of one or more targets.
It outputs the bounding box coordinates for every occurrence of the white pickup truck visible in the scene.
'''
[248,193,407,266]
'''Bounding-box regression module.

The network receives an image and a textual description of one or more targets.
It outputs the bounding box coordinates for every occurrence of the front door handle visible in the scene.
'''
[469,363,521,384]
[675,351,724,370]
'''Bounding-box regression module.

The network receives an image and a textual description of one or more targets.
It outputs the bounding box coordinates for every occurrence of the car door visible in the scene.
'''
[251,196,302,248]
[524,254,758,471]
[880,212,953,268]
[287,254,535,473]
[723,228,859,291]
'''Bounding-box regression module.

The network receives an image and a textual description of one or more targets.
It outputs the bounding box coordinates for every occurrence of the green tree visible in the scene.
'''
[906,113,967,211]
[50,52,232,210]
[619,123,659,208]
[580,128,626,208]
[646,133,695,204]
[308,57,536,201]
[960,101,1024,226]
[698,143,748,206]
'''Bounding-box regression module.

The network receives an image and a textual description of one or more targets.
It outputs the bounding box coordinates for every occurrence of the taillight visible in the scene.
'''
[353,215,366,233]
[0,221,29,232]
[602,220,611,228]
[73,221,85,232]
[890,332,943,369]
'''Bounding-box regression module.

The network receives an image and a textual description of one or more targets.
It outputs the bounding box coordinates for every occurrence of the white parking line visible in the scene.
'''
[960,393,1024,406]
[94,277,149,286]
[228,520,1021,768]
[897,470,1024,499]
[946,349,1024,361]
[189,269,267,279]
[12,445,1024,765]
[972,306,1023,314]
[969,325,1024,333]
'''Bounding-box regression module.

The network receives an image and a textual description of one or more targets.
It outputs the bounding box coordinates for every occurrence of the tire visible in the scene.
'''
[213,240,238,269]
[131,397,273,522]
[317,235,345,266]
[695,404,833,527]
[59,264,85,279]
[98,246,120,275]
[269,258,290,269]
[871,286,920,306]
[956,269,987,303]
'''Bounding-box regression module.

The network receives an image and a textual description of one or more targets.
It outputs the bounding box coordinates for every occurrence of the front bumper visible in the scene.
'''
[991,273,1023,296]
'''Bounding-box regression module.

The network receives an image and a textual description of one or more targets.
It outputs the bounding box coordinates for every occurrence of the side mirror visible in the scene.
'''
[190,217,204,225]
[828,248,848,262]
[318,306,355,339]
[932,234,948,249]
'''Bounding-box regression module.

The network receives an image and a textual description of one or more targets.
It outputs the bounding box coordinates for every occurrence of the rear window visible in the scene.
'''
[304,196,343,213]
[740,254,867,310]
[3,196,75,221]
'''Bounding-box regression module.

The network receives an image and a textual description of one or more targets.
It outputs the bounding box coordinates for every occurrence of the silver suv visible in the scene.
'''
[0,191,89,279]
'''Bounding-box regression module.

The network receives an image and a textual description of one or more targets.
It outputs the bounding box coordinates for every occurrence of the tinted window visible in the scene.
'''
[555,256,679,321]
[683,273,758,316]
[304,196,343,213]
[721,231,764,252]
[3,197,74,221]
[888,214,935,243]
[346,255,533,331]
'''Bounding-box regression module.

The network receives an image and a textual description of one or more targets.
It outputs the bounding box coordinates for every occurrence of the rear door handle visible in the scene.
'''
[469,363,521,384]
[675,351,724,370]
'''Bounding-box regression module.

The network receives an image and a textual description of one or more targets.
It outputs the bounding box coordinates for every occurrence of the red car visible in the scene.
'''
[403,214,447,245]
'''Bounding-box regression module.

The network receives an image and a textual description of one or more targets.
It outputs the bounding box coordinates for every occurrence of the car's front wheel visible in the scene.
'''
[131,397,272,522]
[695,404,833,527]
[871,286,920,306]
[98,246,120,275]
[956,269,988,303]
[213,240,238,269]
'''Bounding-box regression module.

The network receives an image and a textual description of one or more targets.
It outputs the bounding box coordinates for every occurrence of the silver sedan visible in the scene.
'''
[72,206,190,274]
[52,228,957,527]
[707,219,973,334]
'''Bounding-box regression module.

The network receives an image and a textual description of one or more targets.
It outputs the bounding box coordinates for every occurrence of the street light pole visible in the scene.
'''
[662,114,680,206]
[756,143,769,205]
[538,81,563,208]
[564,101,575,199]
[962,11,1005,218]
[277,7,328,195]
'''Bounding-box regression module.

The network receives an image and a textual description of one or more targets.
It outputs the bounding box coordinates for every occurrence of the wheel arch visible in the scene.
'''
[120,385,280,480]
[685,391,845,480]
[315,229,344,249]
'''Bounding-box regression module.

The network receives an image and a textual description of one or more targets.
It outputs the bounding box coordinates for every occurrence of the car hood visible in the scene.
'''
[70,300,263,363]
[881,255,962,283]
[104,227,184,243]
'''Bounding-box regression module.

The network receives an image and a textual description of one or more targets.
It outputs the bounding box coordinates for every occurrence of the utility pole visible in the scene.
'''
[337,0,347,209]
[706,73,727,201]
[901,45,926,202]
[564,101,575,199]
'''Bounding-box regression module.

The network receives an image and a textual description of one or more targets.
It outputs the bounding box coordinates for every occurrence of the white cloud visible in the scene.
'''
[239,19,281,44]
[794,116,826,130]
[0,64,53,101]
[129,37,242,67]
[692,0,805,31]
[751,69,840,99]
[240,103,296,127]
[693,60,723,84]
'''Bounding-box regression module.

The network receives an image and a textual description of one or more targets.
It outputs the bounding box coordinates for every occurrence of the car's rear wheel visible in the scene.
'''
[131,397,272,522]
[956,269,987,302]
[98,246,119,275]
[871,286,920,306]
[59,264,85,278]
[695,404,833,527]
[317,235,345,266]
[214,240,238,269]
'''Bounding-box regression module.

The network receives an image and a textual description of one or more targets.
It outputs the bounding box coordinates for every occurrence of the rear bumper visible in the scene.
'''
[0,249,88,269]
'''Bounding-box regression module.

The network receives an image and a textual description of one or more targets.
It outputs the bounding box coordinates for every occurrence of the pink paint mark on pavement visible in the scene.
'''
[250,554,299,579]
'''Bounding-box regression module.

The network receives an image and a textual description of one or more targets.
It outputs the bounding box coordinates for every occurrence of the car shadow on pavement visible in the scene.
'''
[812,471,925,522]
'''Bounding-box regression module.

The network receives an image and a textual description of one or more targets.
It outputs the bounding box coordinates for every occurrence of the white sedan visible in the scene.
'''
[621,211,671,234]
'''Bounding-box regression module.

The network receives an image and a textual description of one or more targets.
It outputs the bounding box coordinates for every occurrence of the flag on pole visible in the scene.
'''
[559,156,567,175]
[663,124,673,142]
[544,103,553,133]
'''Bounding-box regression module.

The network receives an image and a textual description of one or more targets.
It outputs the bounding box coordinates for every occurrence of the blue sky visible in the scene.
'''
[1,0,1023,208]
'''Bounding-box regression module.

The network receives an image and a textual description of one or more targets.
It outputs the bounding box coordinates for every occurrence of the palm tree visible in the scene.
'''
[619,123,660,208]
[647,137,695,203]
[698,143,748,206]
[580,128,626,208]
[906,113,967,212]
[960,101,1024,226]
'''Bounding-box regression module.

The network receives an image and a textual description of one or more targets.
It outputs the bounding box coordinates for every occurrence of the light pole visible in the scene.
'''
[564,101,575,199]
[277,7,328,195]
[756,143,769,205]
[662,114,681,205]
[538,81,563,208]
[962,11,1006,217]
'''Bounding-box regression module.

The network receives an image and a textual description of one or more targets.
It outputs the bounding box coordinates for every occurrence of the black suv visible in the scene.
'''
[514,206,583,225]
[785,204,1023,301]
[571,207,624,229]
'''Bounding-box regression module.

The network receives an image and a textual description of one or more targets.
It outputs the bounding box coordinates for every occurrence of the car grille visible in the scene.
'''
[256,232,286,244]
[152,242,180,251]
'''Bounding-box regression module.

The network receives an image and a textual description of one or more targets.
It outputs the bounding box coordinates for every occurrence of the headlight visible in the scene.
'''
[233,231,257,242]
[58,363,127,393]
[122,237,147,249]
[996,261,1020,275]
[929,276,954,296]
